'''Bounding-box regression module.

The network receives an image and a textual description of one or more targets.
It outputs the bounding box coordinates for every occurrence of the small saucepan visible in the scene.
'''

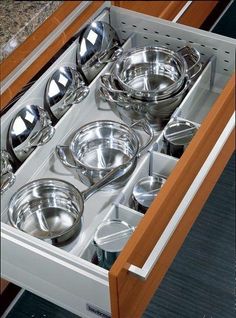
[8,165,128,245]
[163,119,198,158]
[56,120,154,189]
[93,219,134,270]
[130,175,166,214]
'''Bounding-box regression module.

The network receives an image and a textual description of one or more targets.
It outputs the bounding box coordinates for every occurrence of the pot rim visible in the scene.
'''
[8,178,84,240]
[114,46,187,96]
[69,120,140,172]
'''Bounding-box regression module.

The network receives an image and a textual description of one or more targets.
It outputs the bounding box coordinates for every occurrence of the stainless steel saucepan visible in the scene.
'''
[108,45,201,101]
[8,165,128,245]
[93,219,134,269]
[129,175,166,214]
[100,76,190,131]
[56,120,154,189]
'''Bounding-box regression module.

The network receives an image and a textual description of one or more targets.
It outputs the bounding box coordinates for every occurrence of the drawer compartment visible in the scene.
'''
[1,4,235,318]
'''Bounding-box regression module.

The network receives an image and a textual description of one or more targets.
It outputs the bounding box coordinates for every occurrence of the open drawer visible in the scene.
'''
[1,3,235,318]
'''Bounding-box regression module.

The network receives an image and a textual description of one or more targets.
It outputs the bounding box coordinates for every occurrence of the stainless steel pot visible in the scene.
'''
[100,76,190,131]
[93,219,134,269]
[44,66,90,122]
[130,175,166,214]
[163,119,198,158]
[56,120,154,188]
[8,165,128,245]
[1,150,15,194]
[112,46,201,101]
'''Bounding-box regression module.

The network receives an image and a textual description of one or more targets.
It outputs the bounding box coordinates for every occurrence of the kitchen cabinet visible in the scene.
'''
[1,1,235,318]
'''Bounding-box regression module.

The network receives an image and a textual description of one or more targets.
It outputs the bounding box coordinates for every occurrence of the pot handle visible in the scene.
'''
[177,46,202,79]
[130,120,155,157]
[56,145,77,169]
[1,171,16,194]
[100,73,130,96]
[96,45,123,67]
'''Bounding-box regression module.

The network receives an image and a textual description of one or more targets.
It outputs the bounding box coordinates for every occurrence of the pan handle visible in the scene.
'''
[130,120,155,157]
[82,162,133,201]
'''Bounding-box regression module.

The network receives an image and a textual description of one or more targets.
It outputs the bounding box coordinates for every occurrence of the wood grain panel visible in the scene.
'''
[0,1,104,111]
[178,1,218,28]
[109,74,235,318]
[112,1,187,19]
[0,278,9,294]
[0,1,81,81]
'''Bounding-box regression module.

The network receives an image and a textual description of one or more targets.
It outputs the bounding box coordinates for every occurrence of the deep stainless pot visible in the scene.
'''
[163,119,198,158]
[8,165,127,245]
[93,219,134,269]
[56,120,154,188]
[111,46,201,101]
[100,76,190,131]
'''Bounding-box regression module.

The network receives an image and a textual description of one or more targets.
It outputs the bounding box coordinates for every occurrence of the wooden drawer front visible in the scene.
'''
[109,76,235,318]
[1,3,235,318]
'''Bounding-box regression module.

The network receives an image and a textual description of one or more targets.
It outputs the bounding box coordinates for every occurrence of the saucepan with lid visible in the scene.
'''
[8,164,128,245]
[93,219,135,269]
[129,175,166,214]
[163,119,198,158]
[56,120,154,189]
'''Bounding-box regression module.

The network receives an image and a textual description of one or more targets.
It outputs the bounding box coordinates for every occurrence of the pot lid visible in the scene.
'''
[164,120,198,146]
[133,175,166,208]
[77,21,121,83]
[94,219,134,252]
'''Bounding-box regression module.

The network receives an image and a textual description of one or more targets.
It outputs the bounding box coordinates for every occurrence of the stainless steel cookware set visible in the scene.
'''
[100,45,201,130]
[3,19,202,256]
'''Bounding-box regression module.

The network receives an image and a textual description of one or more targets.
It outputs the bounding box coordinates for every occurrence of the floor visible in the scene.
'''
[3,1,236,318]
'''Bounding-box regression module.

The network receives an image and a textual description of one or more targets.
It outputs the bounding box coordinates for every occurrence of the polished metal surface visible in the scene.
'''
[44,66,89,120]
[112,46,201,101]
[163,119,198,158]
[8,179,84,244]
[100,77,190,130]
[8,105,55,162]
[8,164,130,244]
[77,21,122,83]
[93,219,134,269]
[57,120,140,188]
[114,46,187,101]
[130,175,166,214]
[1,150,15,194]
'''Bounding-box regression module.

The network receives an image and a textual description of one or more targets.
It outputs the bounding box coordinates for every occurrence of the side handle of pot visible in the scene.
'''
[56,145,77,168]
[177,46,202,79]
[1,171,16,194]
[130,120,155,157]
